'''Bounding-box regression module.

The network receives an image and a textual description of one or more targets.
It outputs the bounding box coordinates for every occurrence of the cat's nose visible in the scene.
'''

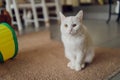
[69,29,72,34]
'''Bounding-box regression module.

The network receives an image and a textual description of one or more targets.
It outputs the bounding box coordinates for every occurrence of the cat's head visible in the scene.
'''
[60,10,83,35]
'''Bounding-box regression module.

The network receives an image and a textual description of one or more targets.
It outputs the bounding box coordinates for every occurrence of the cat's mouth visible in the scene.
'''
[69,31,76,35]
[69,30,72,34]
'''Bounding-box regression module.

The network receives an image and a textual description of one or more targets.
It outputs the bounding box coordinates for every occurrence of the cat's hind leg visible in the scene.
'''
[85,49,95,64]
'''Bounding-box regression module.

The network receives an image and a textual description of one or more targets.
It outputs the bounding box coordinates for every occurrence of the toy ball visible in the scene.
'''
[0,22,18,62]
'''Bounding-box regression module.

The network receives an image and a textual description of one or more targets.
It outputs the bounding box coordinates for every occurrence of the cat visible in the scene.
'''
[59,10,95,71]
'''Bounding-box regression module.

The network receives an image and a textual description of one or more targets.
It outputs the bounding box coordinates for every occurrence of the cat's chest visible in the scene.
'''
[62,35,84,46]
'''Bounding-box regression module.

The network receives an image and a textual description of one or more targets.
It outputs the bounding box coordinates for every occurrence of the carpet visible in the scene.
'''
[0,30,120,80]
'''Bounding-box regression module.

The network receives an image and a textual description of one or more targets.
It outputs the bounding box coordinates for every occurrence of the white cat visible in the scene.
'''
[59,10,95,71]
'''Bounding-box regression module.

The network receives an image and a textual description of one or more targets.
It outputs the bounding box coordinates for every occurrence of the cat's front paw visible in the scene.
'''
[67,62,74,69]
[75,64,85,71]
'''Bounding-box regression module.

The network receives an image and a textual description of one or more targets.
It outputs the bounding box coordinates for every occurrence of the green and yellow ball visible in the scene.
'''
[0,22,18,62]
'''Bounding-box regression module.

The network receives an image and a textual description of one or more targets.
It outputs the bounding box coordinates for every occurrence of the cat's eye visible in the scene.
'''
[72,24,76,27]
[65,24,68,28]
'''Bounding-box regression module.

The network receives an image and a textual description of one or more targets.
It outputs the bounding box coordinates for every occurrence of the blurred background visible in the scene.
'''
[4,0,120,48]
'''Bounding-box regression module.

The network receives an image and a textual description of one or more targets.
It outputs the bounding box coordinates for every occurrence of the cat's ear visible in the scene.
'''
[59,12,66,21]
[75,10,83,21]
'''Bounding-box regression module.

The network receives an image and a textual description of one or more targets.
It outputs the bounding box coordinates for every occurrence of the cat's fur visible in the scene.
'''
[59,10,95,71]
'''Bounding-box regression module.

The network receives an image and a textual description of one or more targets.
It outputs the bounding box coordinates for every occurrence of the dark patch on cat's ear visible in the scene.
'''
[59,12,66,21]
[76,10,83,21]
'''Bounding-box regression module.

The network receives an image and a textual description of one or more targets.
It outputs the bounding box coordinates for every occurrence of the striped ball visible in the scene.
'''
[0,22,18,62]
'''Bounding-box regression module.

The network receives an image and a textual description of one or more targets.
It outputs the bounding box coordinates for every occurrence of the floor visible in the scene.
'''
[21,19,120,80]
[19,5,120,80]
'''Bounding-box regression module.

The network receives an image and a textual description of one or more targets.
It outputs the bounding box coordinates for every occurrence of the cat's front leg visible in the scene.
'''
[75,52,85,71]
[65,52,75,69]
[67,61,74,69]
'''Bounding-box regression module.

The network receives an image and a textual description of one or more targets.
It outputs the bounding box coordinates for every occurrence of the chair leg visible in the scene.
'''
[106,0,112,23]
[42,0,50,27]
[12,0,22,33]
[6,0,19,30]
[23,9,28,27]
[55,0,61,21]
[6,0,13,20]
[30,0,39,29]
[116,0,120,22]
[106,11,111,23]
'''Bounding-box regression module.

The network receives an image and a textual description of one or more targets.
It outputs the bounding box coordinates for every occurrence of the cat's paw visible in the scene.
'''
[75,64,85,71]
[67,62,74,69]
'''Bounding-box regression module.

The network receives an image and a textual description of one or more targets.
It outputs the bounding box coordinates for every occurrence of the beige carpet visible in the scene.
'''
[0,30,120,80]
